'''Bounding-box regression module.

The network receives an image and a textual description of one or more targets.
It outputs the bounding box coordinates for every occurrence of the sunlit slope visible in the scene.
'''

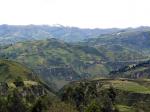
[0,59,37,82]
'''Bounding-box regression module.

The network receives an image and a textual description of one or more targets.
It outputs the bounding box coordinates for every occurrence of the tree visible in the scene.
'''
[14,76,24,87]
[32,95,52,112]
[107,86,116,103]
[7,89,28,112]
[0,96,8,112]
[85,100,101,112]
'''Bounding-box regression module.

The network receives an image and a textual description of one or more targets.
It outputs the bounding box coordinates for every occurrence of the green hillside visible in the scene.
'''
[0,39,108,88]
[60,78,150,112]
[84,30,150,55]
[0,60,47,110]
[0,59,37,82]
[81,30,150,71]
[110,60,150,78]
[0,38,147,88]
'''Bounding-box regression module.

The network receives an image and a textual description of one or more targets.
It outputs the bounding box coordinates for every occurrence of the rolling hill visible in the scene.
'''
[110,60,150,79]
[0,39,109,88]
[83,29,150,55]
[1,25,150,89]
[0,25,150,111]
[0,38,147,88]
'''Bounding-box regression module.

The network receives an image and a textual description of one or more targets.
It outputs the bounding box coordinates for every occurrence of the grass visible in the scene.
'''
[8,81,39,89]
[0,60,35,82]
[86,64,109,75]
[116,105,135,112]
[112,80,150,94]
[24,80,39,86]
[102,79,150,94]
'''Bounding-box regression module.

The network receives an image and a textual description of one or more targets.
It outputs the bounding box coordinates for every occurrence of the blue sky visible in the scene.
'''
[0,0,150,28]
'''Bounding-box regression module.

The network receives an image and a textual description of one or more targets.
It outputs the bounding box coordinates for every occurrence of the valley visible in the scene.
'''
[0,25,150,111]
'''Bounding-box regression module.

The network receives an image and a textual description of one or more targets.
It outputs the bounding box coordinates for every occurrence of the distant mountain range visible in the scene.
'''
[0,24,121,44]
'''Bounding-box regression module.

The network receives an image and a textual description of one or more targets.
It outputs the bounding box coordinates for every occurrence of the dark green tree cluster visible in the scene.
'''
[0,89,78,112]
[0,89,28,112]
[61,82,118,112]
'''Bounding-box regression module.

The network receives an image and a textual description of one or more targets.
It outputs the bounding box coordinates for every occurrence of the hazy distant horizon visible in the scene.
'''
[0,24,150,29]
[0,0,150,28]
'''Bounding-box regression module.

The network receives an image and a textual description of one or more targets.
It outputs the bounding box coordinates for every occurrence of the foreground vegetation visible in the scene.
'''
[0,60,78,112]
[60,78,150,112]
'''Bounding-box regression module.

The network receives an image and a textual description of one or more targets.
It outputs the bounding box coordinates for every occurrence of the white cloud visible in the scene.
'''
[0,0,150,28]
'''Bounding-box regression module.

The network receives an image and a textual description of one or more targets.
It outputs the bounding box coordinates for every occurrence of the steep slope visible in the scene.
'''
[0,59,51,93]
[0,60,48,110]
[0,59,37,82]
[0,59,79,112]
[110,60,150,78]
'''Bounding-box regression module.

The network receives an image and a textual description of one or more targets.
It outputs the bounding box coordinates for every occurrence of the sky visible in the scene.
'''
[0,0,150,28]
